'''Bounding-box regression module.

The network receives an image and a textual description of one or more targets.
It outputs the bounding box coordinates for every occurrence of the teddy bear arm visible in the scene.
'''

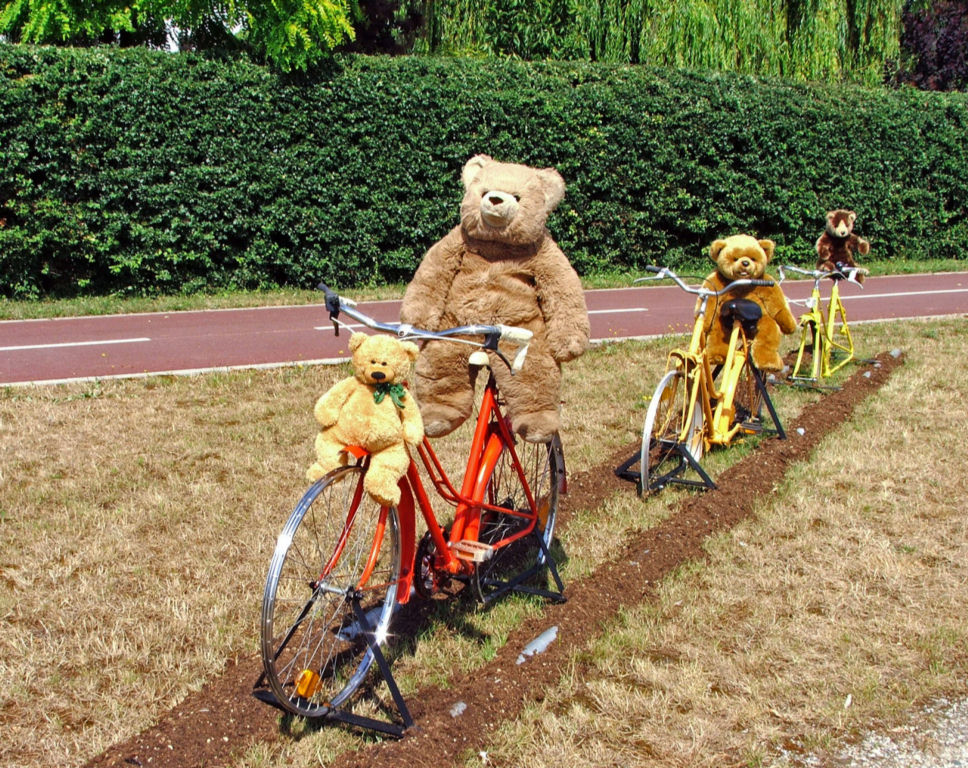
[853,235,871,256]
[771,290,797,334]
[313,378,356,427]
[532,246,590,361]
[400,406,424,447]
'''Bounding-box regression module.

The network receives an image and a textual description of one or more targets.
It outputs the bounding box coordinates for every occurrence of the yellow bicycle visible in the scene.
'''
[779,263,867,389]
[617,266,785,495]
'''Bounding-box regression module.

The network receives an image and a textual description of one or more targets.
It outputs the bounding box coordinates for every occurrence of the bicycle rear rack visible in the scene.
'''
[253,592,414,738]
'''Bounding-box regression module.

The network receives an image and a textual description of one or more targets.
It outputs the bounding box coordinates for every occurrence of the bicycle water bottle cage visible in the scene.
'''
[720,299,762,338]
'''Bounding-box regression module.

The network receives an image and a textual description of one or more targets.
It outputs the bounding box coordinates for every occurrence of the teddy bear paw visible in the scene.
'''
[513,411,559,444]
[419,405,466,438]
[364,476,402,508]
[306,463,327,482]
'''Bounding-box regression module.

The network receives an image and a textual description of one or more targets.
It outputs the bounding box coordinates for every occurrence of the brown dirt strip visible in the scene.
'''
[84,352,902,768]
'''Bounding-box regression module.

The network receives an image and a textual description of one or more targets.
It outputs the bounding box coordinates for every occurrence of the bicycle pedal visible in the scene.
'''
[450,540,494,562]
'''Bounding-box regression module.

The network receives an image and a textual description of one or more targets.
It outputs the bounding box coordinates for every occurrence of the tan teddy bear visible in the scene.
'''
[399,154,589,443]
[702,234,796,372]
[306,332,424,507]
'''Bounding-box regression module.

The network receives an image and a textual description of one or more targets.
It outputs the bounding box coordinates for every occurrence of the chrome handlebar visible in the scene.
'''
[318,283,533,374]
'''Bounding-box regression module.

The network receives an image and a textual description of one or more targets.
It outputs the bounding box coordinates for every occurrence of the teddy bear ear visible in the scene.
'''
[462,155,491,188]
[402,341,420,362]
[758,239,776,262]
[709,240,728,261]
[847,211,857,224]
[536,167,566,209]
[349,332,368,352]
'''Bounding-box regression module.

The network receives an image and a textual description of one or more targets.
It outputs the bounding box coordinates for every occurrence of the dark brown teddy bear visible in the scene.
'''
[816,209,870,283]
[399,155,590,443]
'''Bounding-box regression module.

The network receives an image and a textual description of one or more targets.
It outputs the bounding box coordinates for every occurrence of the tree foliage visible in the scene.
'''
[406,0,904,85]
[0,0,356,69]
[896,0,968,90]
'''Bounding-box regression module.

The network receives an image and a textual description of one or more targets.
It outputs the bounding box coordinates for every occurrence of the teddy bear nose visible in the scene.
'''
[371,370,386,381]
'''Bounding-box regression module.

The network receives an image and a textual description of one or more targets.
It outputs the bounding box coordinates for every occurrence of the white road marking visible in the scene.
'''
[842,288,968,300]
[0,337,151,352]
[588,308,648,314]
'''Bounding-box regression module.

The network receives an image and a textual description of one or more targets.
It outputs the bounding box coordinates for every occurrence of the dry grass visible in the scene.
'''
[1,318,966,768]
[481,319,968,768]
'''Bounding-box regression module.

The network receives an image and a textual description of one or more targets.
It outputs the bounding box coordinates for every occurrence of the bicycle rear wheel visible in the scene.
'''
[260,465,401,718]
[791,318,819,381]
[471,434,563,602]
[732,355,767,433]
[640,368,704,494]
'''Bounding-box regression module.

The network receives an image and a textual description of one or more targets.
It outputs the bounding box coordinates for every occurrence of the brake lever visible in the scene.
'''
[317,282,342,335]
[481,331,517,373]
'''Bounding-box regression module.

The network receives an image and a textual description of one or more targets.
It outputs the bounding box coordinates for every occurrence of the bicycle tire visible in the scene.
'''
[732,354,766,433]
[471,434,563,602]
[792,317,819,381]
[640,368,704,494]
[260,465,401,718]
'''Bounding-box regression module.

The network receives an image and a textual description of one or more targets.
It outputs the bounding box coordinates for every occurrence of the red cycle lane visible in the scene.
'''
[2,272,967,386]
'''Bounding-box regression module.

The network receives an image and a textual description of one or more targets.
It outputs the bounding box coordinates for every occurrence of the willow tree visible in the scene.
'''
[407,0,904,84]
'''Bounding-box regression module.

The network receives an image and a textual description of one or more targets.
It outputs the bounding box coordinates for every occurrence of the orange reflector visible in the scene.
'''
[295,669,321,698]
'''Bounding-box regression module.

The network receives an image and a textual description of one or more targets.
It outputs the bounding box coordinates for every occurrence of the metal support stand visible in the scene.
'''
[615,441,718,494]
[751,366,786,440]
[477,529,567,605]
[253,592,414,738]
[617,366,785,493]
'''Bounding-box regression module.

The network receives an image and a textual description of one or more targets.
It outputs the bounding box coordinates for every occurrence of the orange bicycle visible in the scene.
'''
[257,286,565,733]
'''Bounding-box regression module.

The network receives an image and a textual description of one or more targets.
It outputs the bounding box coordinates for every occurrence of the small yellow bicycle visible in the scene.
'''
[617,266,785,495]
[779,263,868,389]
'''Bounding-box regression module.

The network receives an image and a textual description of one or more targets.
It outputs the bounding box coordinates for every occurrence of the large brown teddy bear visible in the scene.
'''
[306,332,424,507]
[399,155,590,443]
[816,209,870,283]
[702,234,796,372]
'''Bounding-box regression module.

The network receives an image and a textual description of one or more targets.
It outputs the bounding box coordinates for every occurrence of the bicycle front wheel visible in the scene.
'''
[260,465,401,718]
[640,368,704,494]
[471,435,563,602]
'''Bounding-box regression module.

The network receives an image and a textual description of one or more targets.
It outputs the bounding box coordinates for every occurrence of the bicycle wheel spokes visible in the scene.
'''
[733,356,766,432]
[472,435,562,602]
[261,466,401,718]
[640,369,704,494]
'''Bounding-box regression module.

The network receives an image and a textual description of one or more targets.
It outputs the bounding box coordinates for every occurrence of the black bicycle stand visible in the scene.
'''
[253,592,414,738]
[477,529,567,606]
[615,440,718,494]
[616,366,785,494]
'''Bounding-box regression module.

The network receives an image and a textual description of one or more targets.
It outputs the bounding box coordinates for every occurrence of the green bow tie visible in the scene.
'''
[373,382,407,409]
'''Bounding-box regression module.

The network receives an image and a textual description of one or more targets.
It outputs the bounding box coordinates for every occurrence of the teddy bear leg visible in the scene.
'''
[412,343,477,437]
[750,325,784,372]
[493,351,561,443]
[306,431,349,482]
[363,444,411,507]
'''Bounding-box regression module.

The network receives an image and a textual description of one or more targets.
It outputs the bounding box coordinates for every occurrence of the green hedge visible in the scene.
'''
[1,44,966,298]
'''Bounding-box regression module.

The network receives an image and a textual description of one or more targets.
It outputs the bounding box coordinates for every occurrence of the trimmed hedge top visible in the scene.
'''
[1,45,967,298]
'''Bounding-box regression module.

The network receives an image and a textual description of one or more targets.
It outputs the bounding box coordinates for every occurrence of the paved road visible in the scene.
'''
[2,272,967,386]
